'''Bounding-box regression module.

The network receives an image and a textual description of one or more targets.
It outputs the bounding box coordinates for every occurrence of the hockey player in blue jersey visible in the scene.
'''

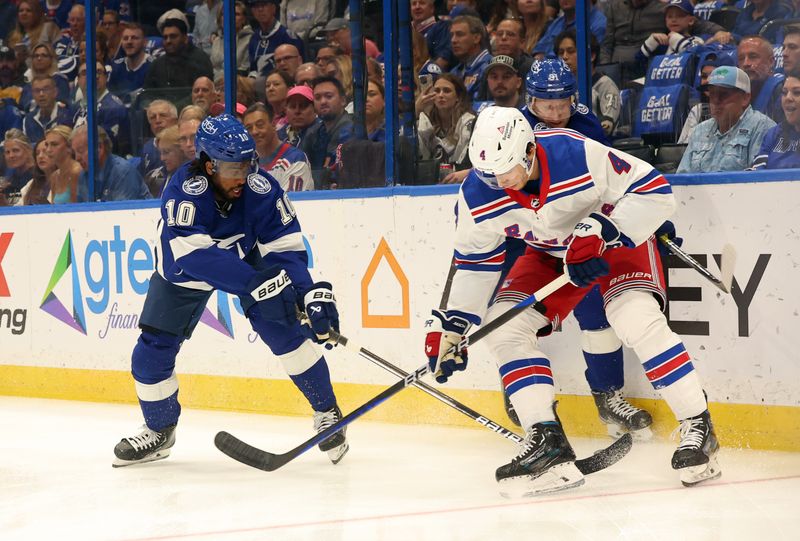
[113,114,347,467]
[425,107,720,495]
[497,57,653,439]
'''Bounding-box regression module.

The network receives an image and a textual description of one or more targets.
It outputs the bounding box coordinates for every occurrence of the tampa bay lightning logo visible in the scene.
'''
[247,173,271,194]
[182,176,208,195]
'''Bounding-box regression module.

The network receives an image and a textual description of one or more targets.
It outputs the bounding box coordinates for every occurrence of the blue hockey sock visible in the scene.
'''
[139,390,181,432]
[289,358,336,412]
[583,347,625,393]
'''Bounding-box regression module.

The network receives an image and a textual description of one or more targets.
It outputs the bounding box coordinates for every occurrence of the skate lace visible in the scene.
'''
[126,426,161,451]
[606,392,641,420]
[313,409,340,433]
[514,427,542,461]
[673,418,705,451]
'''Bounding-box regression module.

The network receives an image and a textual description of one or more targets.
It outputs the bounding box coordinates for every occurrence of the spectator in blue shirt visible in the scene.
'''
[752,68,800,169]
[533,0,606,58]
[247,0,304,77]
[71,125,150,202]
[19,43,71,112]
[53,4,84,81]
[302,76,353,188]
[739,35,785,123]
[108,23,152,104]
[22,75,73,144]
[73,61,130,156]
[411,0,453,70]
[732,0,791,43]
[449,15,492,101]
[42,0,73,30]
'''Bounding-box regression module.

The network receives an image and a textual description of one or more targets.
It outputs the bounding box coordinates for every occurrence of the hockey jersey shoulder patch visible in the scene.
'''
[247,173,272,194]
[182,176,208,196]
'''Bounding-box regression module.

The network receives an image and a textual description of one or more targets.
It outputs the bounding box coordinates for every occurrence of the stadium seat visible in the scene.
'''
[612,138,656,163]
[654,144,688,174]
[709,8,740,32]
[760,18,800,39]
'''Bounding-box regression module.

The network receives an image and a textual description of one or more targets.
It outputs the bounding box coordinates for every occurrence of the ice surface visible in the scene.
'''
[1,396,799,541]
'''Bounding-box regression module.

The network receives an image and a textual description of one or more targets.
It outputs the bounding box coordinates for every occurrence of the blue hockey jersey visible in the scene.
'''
[522,102,611,145]
[155,164,313,299]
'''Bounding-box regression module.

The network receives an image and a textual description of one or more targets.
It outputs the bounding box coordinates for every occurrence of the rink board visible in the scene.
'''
[0,180,798,450]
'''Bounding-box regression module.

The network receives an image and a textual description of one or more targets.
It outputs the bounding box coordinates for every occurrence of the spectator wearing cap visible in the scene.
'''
[1,129,34,206]
[0,46,23,104]
[601,0,728,83]
[532,0,606,59]
[411,0,454,70]
[474,55,524,113]
[244,102,314,191]
[752,67,800,169]
[108,23,153,105]
[448,15,492,102]
[324,18,381,59]
[555,29,620,137]
[294,62,322,87]
[53,4,85,81]
[273,44,303,80]
[22,75,73,144]
[678,56,736,143]
[638,0,704,62]
[279,84,321,146]
[677,66,775,173]
[73,61,130,156]
[247,0,304,77]
[72,124,150,202]
[738,35,785,123]
[303,76,353,187]
[143,17,214,92]
[281,0,329,39]
[732,0,791,44]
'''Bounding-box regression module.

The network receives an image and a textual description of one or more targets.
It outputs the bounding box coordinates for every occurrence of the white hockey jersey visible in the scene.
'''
[447,128,676,324]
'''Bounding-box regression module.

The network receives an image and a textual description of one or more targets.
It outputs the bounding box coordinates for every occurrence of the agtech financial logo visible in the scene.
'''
[40,227,314,340]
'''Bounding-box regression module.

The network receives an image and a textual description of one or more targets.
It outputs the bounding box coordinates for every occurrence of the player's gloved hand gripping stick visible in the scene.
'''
[214,273,578,472]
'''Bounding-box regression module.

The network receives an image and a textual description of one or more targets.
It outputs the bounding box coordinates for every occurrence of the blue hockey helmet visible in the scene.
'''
[194,113,257,165]
[525,57,577,100]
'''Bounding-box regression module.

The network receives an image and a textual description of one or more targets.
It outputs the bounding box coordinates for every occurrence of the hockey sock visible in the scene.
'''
[289,358,336,412]
[500,358,557,429]
[643,343,707,420]
[132,330,183,431]
[138,390,181,432]
[580,328,624,392]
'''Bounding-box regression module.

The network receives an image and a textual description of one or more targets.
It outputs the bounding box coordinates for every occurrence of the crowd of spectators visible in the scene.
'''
[2,0,800,206]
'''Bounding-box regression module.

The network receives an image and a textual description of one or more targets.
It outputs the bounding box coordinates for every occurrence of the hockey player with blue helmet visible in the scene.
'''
[113,114,349,468]
[523,57,610,145]
[491,57,654,440]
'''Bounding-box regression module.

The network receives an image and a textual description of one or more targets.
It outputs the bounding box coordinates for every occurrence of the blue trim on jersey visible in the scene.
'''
[546,182,594,203]
[625,169,673,196]
[454,244,505,261]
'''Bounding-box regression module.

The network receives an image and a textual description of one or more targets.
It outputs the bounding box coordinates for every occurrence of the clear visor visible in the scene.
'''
[528,96,574,124]
[217,160,252,178]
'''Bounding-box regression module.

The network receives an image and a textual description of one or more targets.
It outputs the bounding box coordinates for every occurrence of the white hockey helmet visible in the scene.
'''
[468,106,535,189]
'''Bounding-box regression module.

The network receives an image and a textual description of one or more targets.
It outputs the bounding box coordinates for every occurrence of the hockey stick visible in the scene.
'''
[658,235,736,294]
[214,274,572,472]
[328,329,632,475]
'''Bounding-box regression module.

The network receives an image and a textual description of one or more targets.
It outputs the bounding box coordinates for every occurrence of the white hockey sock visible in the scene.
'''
[509,384,557,429]
[655,370,707,420]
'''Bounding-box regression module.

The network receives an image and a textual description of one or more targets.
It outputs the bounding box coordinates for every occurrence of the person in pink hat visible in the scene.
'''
[280,84,322,147]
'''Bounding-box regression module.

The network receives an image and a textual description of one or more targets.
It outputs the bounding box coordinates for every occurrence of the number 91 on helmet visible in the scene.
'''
[468,106,535,191]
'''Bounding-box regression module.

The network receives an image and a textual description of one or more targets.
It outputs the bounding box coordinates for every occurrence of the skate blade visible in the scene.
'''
[498,462,585,498]
[112,448,171,468]
[327,442,349,465]
[680,456,722,487]
[606,424,653,442]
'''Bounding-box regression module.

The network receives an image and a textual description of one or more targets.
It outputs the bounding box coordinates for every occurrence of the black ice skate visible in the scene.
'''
[495,421,585,497]
[313,405,349,464]
[672,410,722,487]
[113,424,176,468]
[592,389,653,440]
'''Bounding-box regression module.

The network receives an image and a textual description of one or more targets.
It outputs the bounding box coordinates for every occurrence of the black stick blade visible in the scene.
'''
[575,433,633,475]
[215,431,283,472]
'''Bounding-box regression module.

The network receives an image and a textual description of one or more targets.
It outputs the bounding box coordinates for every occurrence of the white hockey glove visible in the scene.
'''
[424,310,472,384]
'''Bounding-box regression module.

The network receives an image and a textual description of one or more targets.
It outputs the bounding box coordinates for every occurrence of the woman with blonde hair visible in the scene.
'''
[178,104,207,123]
[517,0,550,53]
[45,125,82,205]
[19,43,70,111]
[6,0,59,51]
[330,55,354,102]
[1,129,35,206]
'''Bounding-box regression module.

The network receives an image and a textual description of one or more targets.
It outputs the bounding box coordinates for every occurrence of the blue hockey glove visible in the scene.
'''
[301,282,339,347]
[565,213,625,287]
[655,220,683,258]
[245,267,297,327]
[424,310,472,384]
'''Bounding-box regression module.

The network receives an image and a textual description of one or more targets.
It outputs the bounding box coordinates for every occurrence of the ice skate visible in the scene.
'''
[495,421,585,497]
[592,389,653,441]
[113,424,176,468]
[672,410,721,487]
[313,405,349,464]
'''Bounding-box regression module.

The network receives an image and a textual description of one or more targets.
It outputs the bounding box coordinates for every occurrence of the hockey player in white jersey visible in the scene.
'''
[424,106,721,495]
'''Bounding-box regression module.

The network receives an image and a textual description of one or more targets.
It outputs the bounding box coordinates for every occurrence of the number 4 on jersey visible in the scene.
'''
[608,152,631,175]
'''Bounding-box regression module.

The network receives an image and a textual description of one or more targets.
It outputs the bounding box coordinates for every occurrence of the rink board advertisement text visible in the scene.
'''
[0,182,798,450]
